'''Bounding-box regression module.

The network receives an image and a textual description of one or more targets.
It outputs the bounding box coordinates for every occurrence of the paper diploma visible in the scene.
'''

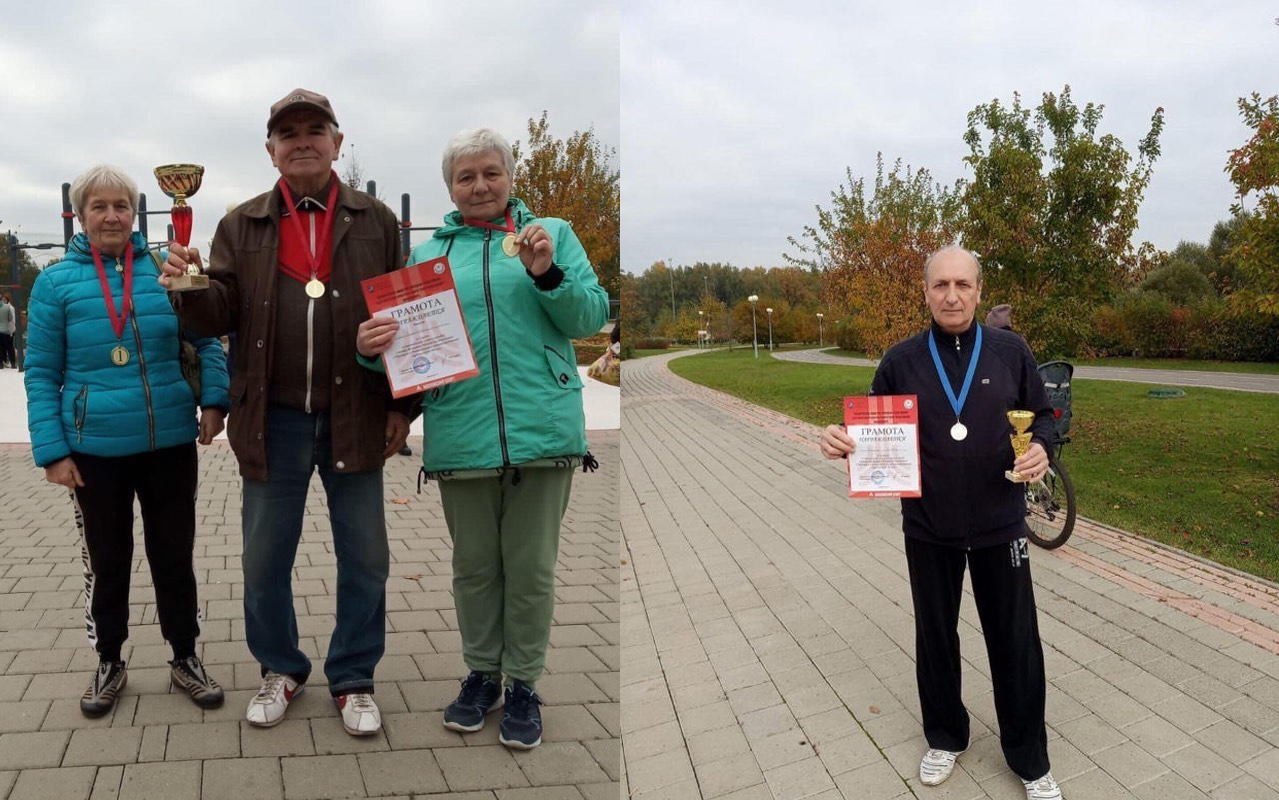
[361,256,479,398]
[845,395,922,498]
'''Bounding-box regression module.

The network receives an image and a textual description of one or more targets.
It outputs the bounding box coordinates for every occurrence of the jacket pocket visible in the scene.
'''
[73,386,89,443]
[543,345,583,390]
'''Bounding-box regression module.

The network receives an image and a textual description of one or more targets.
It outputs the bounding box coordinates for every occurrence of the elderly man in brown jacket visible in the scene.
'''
[163,88,413,737]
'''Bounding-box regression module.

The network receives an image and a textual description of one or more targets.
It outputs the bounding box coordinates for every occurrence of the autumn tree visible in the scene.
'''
[788,154,962,356]
[512,112,620,296]
[1225,93,1279,314]
[959,86,1164,354]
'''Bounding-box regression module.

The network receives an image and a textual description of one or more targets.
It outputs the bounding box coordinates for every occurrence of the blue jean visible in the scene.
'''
[242,406,388,695]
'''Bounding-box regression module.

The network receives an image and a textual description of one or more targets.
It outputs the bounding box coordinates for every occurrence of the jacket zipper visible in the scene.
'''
[128,294,156,451]
[482,229,511,465]
[305,212,316,414]
[73,385,88,443]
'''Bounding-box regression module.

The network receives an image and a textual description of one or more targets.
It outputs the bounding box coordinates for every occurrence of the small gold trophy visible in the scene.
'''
[1004,410,1036,482]
[154,164,209,291]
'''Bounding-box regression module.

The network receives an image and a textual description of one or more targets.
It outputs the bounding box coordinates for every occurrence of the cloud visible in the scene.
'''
[1,0,617,263]
[622,0,1278,272]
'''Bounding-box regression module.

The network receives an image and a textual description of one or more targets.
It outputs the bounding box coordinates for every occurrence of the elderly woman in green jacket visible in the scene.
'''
[357,128,608,749]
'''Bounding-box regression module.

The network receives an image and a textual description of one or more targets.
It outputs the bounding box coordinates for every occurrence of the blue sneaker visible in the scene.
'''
[443,671,503,732]
[498,680,542,749]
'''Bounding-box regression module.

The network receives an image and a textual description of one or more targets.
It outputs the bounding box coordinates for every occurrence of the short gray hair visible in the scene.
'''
[441,128,515,187]
[69,164,139,219]
[923,245,983,285]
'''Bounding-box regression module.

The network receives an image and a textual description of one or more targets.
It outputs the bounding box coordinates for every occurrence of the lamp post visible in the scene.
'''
[766,307,773,351]
[668,258,676,323]
[748,295,759,359]
[816,312,824,347]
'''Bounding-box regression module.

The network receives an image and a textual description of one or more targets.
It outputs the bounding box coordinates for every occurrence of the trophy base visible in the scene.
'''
[1005,469,1033,483]
[168,273,209,292]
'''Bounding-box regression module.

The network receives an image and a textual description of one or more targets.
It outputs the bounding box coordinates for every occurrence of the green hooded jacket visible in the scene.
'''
[408,199,610,472]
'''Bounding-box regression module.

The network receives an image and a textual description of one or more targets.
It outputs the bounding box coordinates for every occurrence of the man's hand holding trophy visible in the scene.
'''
[155,163,209,291]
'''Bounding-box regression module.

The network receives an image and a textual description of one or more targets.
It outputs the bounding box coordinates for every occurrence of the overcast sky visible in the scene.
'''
[1,0,618,264]
[622,1,1278,273]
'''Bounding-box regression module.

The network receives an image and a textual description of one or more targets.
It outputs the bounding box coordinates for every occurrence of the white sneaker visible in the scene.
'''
[1024,772,1062,800]
[919,748,965,785]
[336,692,381,736]
[246,672,303,727]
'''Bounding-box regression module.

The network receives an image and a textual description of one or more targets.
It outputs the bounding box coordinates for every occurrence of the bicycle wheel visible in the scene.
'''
[1025,456,1076,549]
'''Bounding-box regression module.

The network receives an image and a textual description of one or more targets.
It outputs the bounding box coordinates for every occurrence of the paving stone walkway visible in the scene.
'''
[0,432,619,800]
[621,351,1279,800]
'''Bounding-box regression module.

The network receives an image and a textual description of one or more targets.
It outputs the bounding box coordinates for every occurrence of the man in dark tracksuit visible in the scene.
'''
[821,246,1063,800]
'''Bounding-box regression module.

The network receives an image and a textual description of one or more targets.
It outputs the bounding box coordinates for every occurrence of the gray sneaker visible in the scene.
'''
[81,660,127,717]
[169,655,225,709]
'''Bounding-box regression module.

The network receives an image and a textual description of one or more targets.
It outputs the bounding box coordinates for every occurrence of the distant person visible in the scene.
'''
[24,164,230,717]
[820,247,1062,799]
[986,303,1013,330]
[359,127,609,749]
[0,295,14,367]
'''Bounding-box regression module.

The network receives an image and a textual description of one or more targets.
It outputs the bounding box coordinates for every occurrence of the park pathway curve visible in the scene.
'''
[621,349,1279,800]
[772,349,1279,394]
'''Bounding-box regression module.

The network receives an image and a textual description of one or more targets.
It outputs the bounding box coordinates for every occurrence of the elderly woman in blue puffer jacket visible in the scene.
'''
[24,164,230,718]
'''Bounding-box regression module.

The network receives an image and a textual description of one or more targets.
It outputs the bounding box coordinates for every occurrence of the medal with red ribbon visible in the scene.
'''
[91,246,135,366]
[463,208,521,257]
[277,174,339,298]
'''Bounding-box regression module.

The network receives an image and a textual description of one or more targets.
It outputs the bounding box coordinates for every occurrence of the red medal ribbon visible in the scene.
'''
[277,174,339,286]
[90,246,134,339]
[461,207,516,234]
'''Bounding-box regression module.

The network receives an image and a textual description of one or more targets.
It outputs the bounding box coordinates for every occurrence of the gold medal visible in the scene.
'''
[110,345,130,366]
[305,279,326,298]
[501,233,521,258]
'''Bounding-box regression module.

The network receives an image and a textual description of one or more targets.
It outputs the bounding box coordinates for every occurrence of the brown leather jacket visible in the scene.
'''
[178,181,414,480]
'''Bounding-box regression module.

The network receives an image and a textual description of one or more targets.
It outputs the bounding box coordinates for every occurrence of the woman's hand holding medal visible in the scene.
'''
[513,224,553,277]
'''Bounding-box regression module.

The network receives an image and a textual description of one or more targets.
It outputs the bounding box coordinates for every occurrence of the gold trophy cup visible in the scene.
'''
[1004,410,1036,482]
[154,164,209,291]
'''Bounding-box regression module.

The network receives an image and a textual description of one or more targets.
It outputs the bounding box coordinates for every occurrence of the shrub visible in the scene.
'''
[635,337,671,350]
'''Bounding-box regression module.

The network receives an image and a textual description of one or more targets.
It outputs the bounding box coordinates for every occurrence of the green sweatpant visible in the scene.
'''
[438,467,574,685]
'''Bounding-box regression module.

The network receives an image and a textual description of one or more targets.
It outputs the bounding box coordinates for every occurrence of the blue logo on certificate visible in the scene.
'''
[871,469,886,486]
[412,356,432,374]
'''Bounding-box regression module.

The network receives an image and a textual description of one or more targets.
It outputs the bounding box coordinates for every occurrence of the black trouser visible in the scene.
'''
[904,534,1050,781]
[0,333,13,366]
[71,443,201,663]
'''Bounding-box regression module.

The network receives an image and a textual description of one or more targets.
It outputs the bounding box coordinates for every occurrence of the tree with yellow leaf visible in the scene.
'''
[788,154,962,356]
[1225,93,1279,315]
[512,112,620,296]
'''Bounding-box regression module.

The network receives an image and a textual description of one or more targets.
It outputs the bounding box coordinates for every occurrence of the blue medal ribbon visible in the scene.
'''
[928,325,982,424]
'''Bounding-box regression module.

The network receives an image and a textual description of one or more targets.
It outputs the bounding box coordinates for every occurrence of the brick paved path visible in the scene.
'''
[621,352,1279,799]
[0,432,618,800]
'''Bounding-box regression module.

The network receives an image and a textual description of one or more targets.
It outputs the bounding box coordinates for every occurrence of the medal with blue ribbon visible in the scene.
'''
[928,326,982,441]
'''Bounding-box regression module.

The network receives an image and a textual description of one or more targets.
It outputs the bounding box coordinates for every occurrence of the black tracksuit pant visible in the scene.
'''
[904,534,1050,781]
[71,442,201,663]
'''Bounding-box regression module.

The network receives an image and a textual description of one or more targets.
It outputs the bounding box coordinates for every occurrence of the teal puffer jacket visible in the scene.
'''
[408,199,609,471]
[25,232,230,467]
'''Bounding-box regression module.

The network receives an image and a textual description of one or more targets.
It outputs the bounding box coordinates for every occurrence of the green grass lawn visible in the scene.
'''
[669,349,1279,581]
[630,347,690,359]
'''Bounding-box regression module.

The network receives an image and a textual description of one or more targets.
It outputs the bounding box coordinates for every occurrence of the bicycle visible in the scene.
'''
[1024,360,1077,550]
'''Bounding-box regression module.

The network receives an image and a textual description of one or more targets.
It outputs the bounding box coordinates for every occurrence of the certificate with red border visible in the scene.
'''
[845,395,922,498]
[361,256,479,398]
